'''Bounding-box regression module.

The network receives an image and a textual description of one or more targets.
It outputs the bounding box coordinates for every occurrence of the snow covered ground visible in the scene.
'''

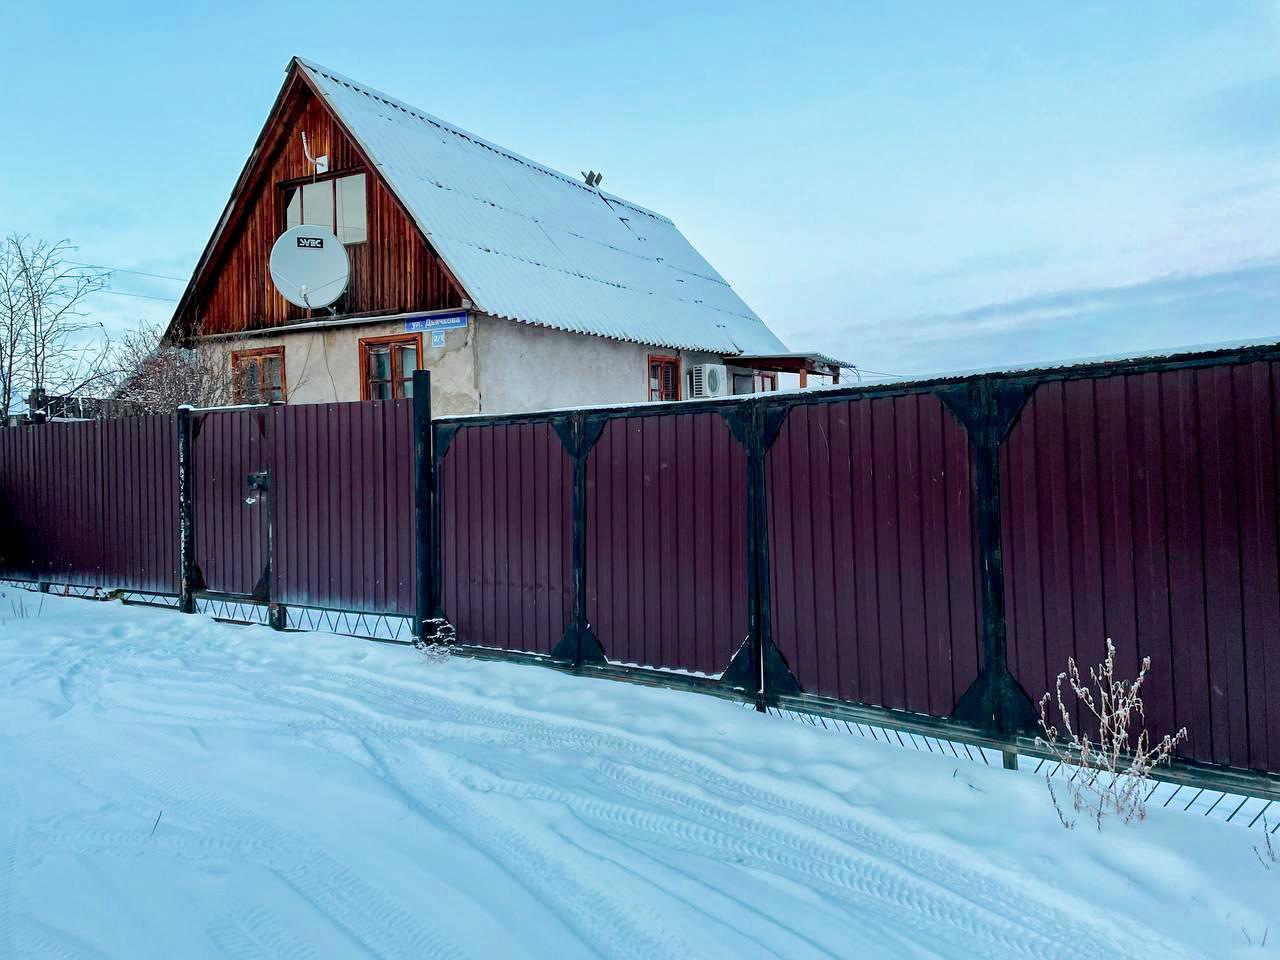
[0,590,1274,959]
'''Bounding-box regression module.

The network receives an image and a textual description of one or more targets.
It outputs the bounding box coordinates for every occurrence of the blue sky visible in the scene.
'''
[2,1,1278,378]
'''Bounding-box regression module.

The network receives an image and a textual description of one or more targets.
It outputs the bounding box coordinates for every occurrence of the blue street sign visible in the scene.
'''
[404,311,468,333]
[431,330,446,348]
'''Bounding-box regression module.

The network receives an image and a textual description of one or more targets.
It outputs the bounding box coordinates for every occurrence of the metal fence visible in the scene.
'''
[0,415,178,597]
[3,341,1280,800]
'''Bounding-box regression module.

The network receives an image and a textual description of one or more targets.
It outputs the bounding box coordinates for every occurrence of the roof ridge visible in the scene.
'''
[293,57,675,226]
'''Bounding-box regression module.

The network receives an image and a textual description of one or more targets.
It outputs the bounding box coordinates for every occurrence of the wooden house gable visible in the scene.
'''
[168,64,464,343]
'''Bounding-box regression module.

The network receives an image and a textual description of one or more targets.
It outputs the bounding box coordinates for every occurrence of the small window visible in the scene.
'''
[281,172,367,245]
[755,372,778,393]
[732,373,754,395]
[231,347,285,404]
[301,180,333,230]
[648,355,680,402]
[285,189,302,230]
[361,334,420,400]
[336,173,368,244]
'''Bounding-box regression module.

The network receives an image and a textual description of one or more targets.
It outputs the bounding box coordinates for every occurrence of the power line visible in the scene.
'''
[95,289,179,303]
[66,260,188,283]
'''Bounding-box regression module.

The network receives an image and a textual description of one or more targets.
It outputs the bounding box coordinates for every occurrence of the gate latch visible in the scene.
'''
[245,471,270,505]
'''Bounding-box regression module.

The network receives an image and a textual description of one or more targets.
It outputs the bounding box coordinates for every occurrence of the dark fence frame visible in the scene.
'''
[5,342,1280,802]
[423,342,1280,801]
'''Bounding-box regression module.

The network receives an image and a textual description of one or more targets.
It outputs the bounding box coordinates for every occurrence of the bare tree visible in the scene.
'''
[7,235,112,408]
[108,321,231,412]
[0,239,25,420]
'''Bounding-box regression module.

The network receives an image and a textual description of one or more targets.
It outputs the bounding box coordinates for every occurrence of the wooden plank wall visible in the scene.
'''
[178,84,462,339]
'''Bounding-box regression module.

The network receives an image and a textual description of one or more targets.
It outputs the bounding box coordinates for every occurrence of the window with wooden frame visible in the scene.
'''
[647,354,680,402]
[282,171,368,245]
[231,347,285,404]
[360,333,422,400]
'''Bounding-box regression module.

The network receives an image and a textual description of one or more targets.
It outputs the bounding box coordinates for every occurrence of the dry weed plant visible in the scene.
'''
[1036,639,1188,829]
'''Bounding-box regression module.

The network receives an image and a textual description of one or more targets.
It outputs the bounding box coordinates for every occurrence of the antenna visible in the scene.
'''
[269,225,350,309]
[581,170,603,188]
[300,132,329,175]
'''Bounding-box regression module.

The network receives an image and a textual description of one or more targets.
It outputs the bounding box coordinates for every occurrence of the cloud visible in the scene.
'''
[914,247,1053,286]
[793,259,1280,377]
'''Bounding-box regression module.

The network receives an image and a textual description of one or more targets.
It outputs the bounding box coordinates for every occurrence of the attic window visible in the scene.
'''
[283,172,367,245]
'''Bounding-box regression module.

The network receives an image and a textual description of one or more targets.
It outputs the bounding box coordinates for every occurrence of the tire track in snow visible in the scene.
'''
[421,749,1089,960]
[364,742,697,960]
[21,632,1204,960]
[252,670,1202,960]
[206,906,324,960]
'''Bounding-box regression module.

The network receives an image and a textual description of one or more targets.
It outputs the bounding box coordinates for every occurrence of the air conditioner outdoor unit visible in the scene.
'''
[689,363,730,399]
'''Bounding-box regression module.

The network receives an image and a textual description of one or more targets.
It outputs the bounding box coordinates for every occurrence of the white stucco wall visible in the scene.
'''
[201,312,781,416]
[202,317,481,416]
[471,314,721,414]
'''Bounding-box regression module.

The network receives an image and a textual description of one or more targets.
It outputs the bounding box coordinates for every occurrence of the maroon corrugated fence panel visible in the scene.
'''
[273,400,414,614]
[1002,364,1280,774]
[586,412,748,675]
[0,417,175,593]
[439,422,571,653]
[100,416,179,594]
[35,420,105,585]
[194,409,271,596]
[767,395,981,716]
[0,426,36,579]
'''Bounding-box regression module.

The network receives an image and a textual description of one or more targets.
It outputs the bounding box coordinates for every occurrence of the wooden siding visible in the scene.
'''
[176,78,462,339]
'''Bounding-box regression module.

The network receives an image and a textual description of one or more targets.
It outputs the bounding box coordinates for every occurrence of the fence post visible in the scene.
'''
[722,398,798,709]
[412,370,433,642]
[744,401,768,709]
[943,378,1037,739]
[176,405,196,614]
[552,413,607,666]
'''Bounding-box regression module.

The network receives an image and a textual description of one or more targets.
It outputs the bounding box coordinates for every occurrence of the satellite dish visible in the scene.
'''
[269,225,350,309]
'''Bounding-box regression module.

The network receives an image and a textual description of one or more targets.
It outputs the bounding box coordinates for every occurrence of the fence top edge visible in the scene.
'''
[431,339,1280,430]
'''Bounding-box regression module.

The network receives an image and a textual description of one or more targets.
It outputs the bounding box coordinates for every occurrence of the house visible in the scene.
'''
[165,57,846,415]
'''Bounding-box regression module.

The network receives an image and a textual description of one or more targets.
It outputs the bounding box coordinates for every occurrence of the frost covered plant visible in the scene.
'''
[413,636,452,664]
[1036,639,1188,830]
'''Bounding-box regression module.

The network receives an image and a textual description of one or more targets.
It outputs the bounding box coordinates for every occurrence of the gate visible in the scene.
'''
[192,407,274,614]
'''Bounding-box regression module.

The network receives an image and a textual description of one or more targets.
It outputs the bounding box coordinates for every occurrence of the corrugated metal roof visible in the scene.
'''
[299,59,787,356]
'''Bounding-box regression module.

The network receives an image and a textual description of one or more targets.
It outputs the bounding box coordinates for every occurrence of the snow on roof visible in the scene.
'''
[298,59,788,356]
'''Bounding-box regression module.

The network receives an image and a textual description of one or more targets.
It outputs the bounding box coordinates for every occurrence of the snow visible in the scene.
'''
[0,591,1274,959]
